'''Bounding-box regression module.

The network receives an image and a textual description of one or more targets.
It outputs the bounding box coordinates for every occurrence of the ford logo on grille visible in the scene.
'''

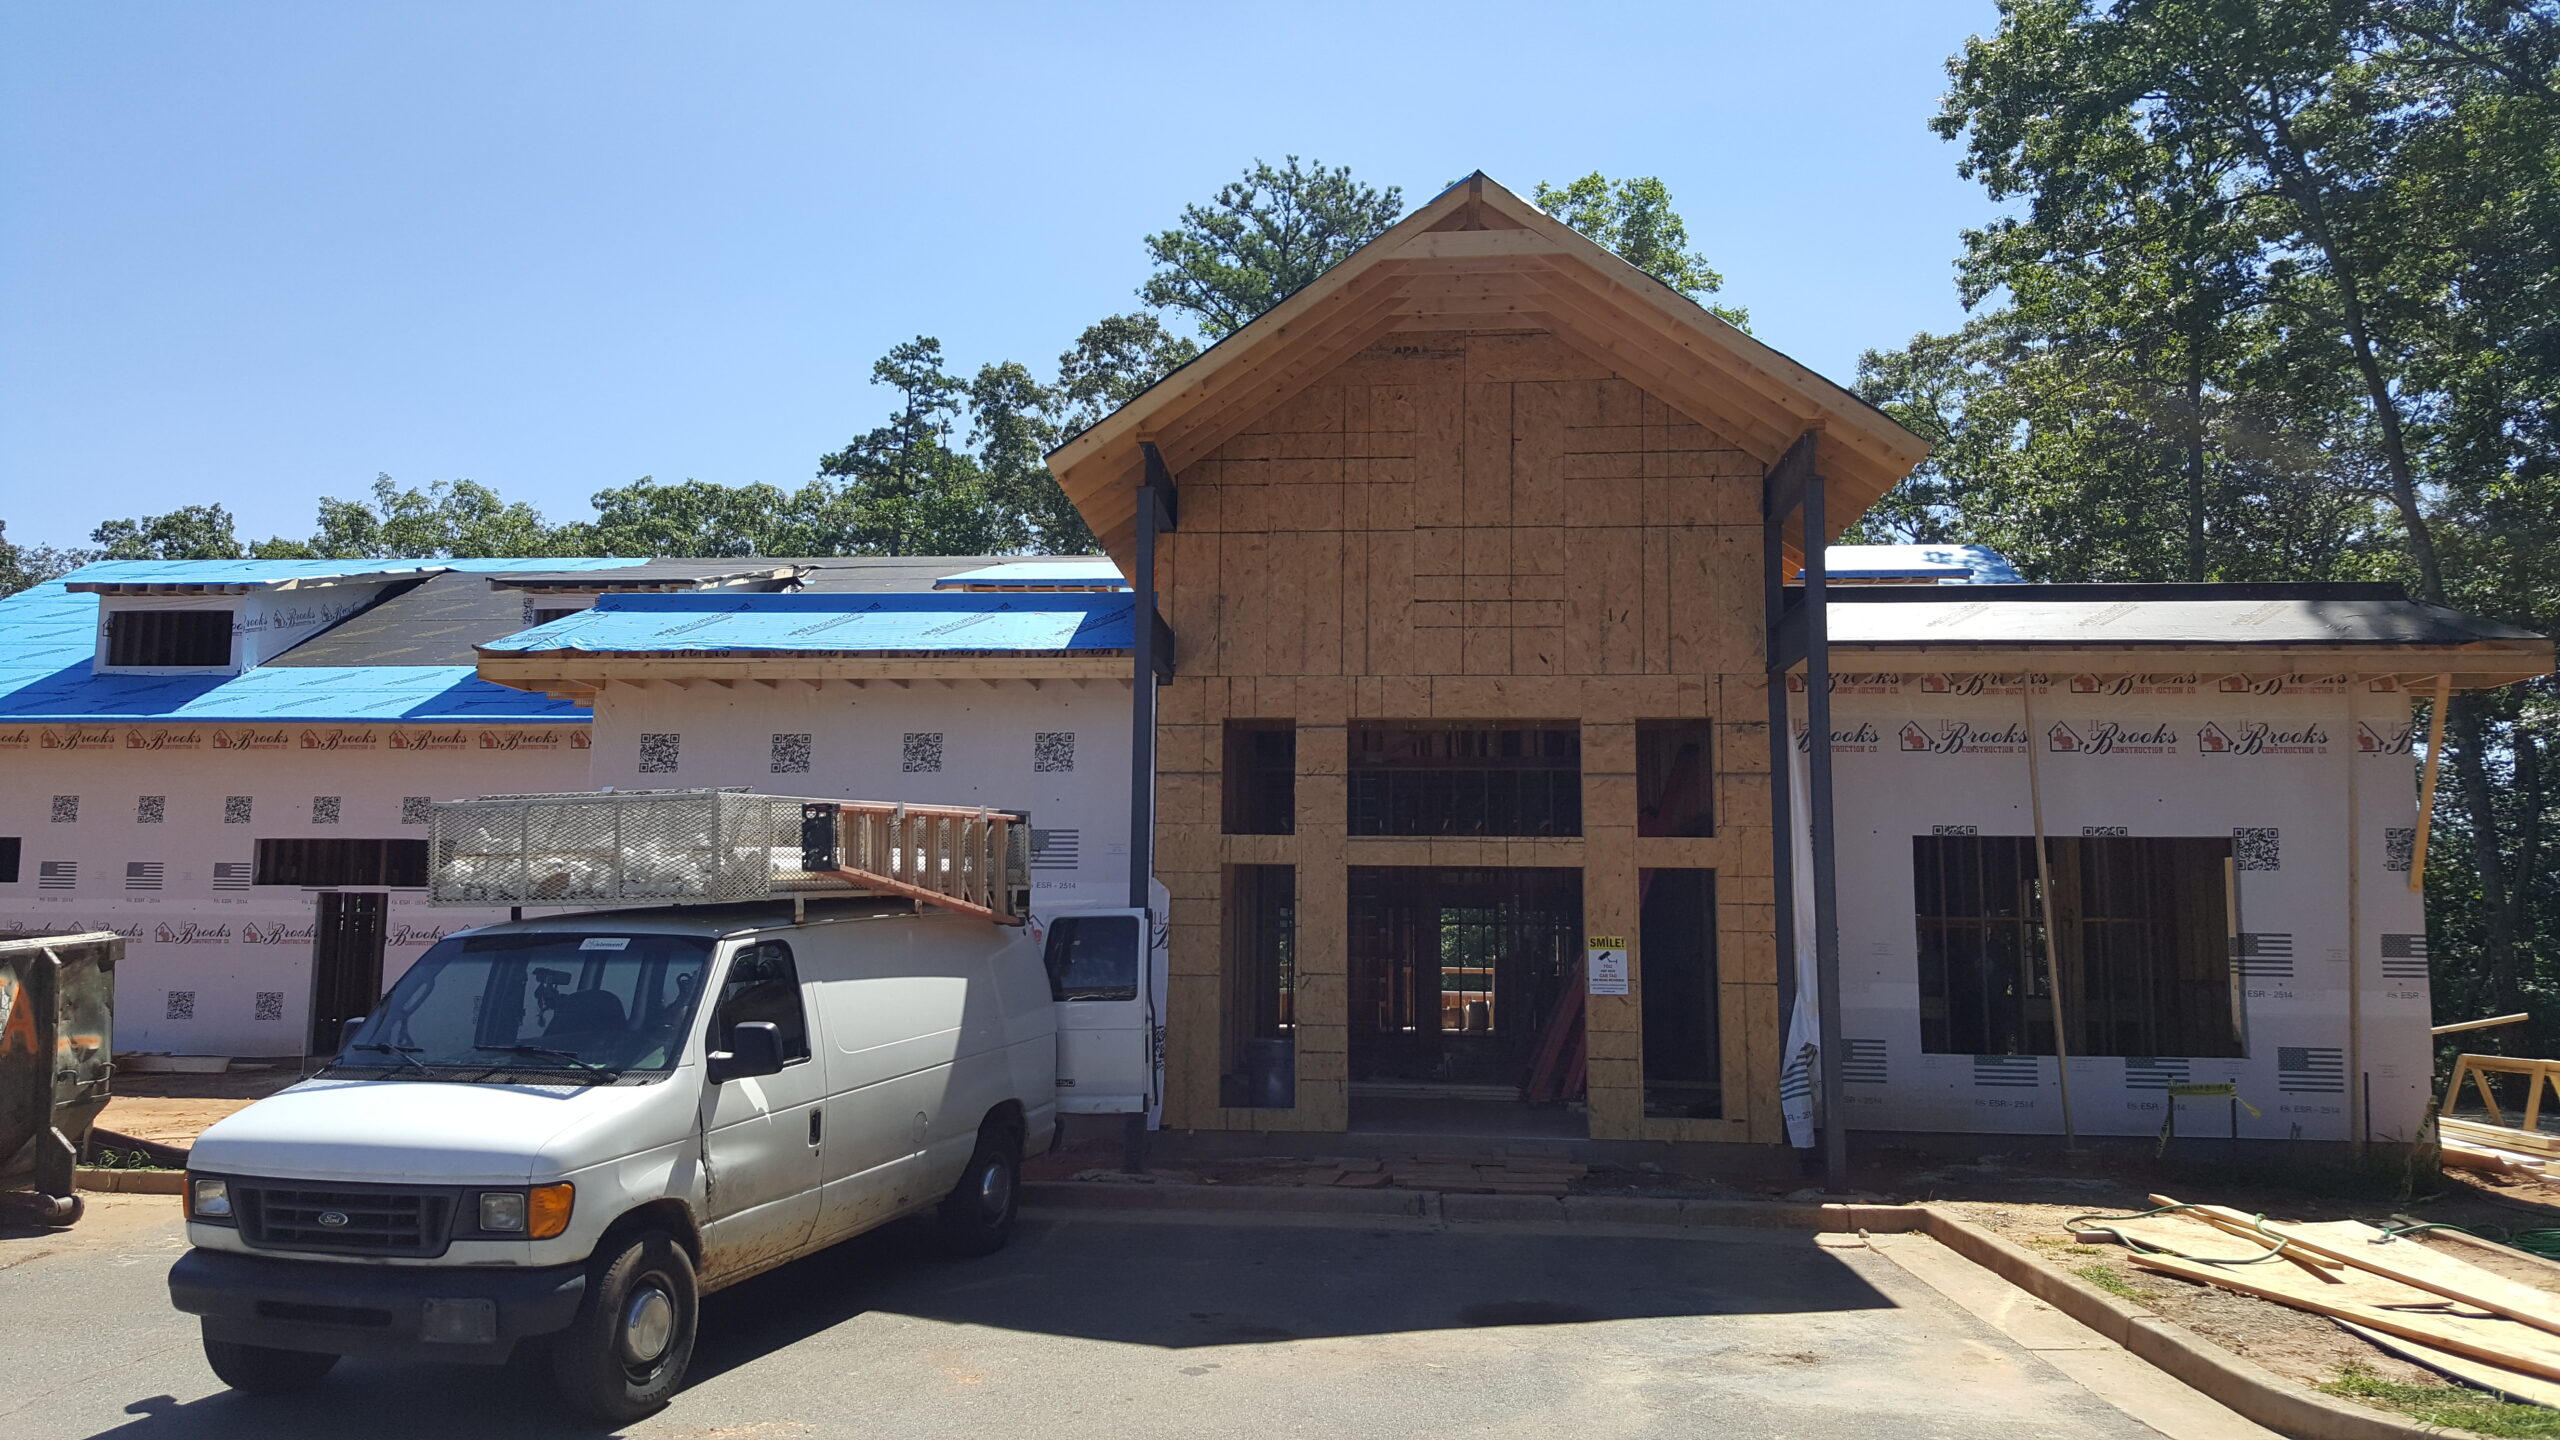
[317,1210,350,1228]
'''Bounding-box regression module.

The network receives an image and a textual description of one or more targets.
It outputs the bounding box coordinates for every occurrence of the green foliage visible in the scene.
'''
[89,504,270,561]
[2069,1263,2145,1301]
[1532,173,1749,328]
[305,477,557,559]
[2324,1362,2560,1436]
[1053,312,1200,443]
[1139,156,1404,339]
[0,520,97,596]
[1890,0,2560,1026]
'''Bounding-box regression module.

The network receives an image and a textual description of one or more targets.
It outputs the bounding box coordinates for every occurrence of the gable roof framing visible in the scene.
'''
[1046,173,1932,574]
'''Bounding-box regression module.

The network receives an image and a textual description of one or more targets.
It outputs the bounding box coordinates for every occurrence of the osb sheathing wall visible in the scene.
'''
[1154,328,1783,1144]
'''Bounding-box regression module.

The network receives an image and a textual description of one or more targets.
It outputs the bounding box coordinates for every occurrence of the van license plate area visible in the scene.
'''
[420,1298,499,1345]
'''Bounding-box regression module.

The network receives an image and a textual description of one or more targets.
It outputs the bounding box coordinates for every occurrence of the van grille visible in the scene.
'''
[235,1182,457,1257]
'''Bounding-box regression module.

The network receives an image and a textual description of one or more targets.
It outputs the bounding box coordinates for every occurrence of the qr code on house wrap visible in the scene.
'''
[2234,827,2281,871]
[1033,732,1075,773]
[50,795,77,824]
[2385,827,2415,873]
[312,795,342,825]
[770,733,811,774]
[224,795,253,824]
[137,795,165,824]
[254,991,284,1022]
[166,991,195,1021]
[638,733,681,774]
[402,796,431,825]
[902,732,944,773]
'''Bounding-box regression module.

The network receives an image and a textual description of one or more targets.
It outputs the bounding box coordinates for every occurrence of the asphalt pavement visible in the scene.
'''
[2,1193,2175,1440]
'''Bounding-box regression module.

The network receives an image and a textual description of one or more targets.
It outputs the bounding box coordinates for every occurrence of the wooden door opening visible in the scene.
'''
[1347,867,1582,1103]
[309,891,387,1055]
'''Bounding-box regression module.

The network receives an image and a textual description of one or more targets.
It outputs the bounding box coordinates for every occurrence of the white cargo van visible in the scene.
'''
[167,895,1152,1422]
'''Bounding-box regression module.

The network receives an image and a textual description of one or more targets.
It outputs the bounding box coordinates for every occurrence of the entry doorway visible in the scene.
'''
[1347,867,1584,1136]
[308,891,387,1055]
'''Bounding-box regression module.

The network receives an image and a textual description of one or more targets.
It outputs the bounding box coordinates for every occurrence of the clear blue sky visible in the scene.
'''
[0,1,2002,550]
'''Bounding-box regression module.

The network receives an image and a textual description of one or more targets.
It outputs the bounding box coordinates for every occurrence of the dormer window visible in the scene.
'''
[529,606,586,627]
[106,609,233,667]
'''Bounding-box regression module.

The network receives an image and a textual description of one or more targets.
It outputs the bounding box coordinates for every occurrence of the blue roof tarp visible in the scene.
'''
[0,558,646,723]
[480,592,1135,655]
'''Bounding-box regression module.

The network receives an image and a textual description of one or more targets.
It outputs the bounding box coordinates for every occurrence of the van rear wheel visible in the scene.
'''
[550,1229,697,1424]
[201,1326,338,1394]
[936,1121,1021,1257]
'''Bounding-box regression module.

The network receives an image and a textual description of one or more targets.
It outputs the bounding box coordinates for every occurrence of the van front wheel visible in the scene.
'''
[936,1123,1020,1257]
[201,1327,338,1394]
[550,1229,697,1424]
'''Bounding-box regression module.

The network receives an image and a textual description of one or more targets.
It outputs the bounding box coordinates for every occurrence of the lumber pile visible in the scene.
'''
[2083,1195,2560,1406]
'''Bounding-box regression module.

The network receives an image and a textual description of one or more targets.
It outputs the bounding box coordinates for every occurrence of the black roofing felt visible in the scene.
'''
[265,558,1016,668]
[1818,584,2545,648]
[487,560,804,588]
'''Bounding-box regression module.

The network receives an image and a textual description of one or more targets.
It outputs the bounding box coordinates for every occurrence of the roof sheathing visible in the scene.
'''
[1045,172,1933,577]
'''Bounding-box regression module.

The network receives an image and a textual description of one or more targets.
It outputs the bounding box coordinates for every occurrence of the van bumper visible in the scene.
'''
[168,1247,587,1365]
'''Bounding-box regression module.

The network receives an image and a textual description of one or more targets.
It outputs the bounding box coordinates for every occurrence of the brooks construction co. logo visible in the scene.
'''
[389,728,468,752]
[241,922,317,946]
[2050,721,2179,756]
[479,729,571,751]
[2218,673,2350,696]
[389,922,455,948]
[124,729,206,751]
[40,726,115,751]
[300,728,380,751]
[1915,673,2032,697]
[1793,719,1882,754]
[1901,720,2030,755]
[2201,721,2331,756]
[2357,722,2417,755]
[154,922,232,946]
[212,727,290,751]
[2068,673,2199,696]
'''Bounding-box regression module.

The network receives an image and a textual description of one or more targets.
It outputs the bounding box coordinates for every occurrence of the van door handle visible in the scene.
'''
[809,1111,823,1147]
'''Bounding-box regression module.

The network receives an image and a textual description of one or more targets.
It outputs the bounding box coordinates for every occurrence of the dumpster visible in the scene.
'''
[0,931,117,1226]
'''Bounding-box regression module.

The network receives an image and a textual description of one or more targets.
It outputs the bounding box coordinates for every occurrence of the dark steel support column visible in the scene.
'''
[1762,493,1797,1038]
[1801,476,1848,1193]
[1129,492,1159,913]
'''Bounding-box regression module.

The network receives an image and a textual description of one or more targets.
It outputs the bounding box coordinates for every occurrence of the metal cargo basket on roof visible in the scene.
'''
[429,789,1032,923]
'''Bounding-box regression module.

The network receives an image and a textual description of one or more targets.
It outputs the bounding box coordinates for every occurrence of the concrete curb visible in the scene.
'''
[74,1167,183,1194]
[1023,1180,2439,1439]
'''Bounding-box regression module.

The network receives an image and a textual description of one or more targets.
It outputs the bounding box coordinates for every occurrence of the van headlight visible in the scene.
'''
[475,1183,572,1239]
[189,1176,232,1221]
[478,1191,526,1232]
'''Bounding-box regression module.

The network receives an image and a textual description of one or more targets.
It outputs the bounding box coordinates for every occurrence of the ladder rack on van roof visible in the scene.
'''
[428,789,1032,924]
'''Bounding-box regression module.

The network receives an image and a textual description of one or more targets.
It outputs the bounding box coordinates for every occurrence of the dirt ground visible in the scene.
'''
[93,1066,302,1148]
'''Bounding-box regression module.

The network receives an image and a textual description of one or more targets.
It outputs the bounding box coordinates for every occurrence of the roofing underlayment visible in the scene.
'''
[476,591,1136,656]
[1826,585,2547,647]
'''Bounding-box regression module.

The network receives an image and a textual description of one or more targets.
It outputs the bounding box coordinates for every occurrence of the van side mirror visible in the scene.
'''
[708,1021,785,1084]
[339,1016,369,1050]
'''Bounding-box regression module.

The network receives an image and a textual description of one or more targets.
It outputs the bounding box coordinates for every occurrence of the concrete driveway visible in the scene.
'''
[3,1194,2190,1440]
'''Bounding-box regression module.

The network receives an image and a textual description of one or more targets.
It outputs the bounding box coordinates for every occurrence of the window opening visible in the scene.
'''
[1222,721,1296,834]
[1636,720,1713,837]
[714,940,811,1063]
[106,609,233,667]
[1640,868,1720,1117]
[0,837,17,884]
[1915,835,2239,1058]
[1348,723,1581,837]
[253,838,429,888]
[1220,865,1296,1109]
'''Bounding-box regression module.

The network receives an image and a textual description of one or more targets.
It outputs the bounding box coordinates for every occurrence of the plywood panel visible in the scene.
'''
[1162,325,1783,1141]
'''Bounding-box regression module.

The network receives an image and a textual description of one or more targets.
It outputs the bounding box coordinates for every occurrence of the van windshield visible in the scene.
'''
[332,932,715,1083]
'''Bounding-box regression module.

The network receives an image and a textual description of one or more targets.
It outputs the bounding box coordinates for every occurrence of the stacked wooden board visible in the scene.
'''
[2441,1116,2560,1184]
[2083,1196,2560,1405]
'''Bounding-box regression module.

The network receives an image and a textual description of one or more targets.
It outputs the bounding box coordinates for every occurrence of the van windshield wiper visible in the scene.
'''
[473,1044,621,1081]
[348,1042,435,1078]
